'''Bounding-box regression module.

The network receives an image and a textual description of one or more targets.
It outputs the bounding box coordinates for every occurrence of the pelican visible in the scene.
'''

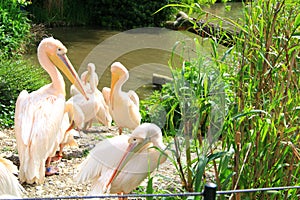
[82,64,111,127]
[67,63,111,130]
[0,157,24,197]
[51,104,80,162]
[14,37,88,184]
[70,63,99,96]
[74,123,167,196]
[110,62,141,134]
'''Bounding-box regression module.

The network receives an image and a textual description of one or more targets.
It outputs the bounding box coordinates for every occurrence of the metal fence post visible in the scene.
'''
[203,182,217,200]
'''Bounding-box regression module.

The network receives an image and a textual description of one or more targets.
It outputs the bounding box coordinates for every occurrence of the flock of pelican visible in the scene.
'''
[0,37,167,198]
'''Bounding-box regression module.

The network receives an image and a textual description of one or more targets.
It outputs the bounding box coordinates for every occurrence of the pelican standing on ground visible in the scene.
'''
[0,157,24,197]
[50,103,81,162]
[67,63,111,130]
[74,123,167,196]
[14,37,88,184]
[110,62,141,134]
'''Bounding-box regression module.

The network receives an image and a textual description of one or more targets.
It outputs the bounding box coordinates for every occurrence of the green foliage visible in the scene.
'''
[27,0,174,29]
[142,0,299,198]
[0,59,49,128]
[219,0,300,199]
[87,0,174,29]
[0,0,47,129]
[142,38,228,194]
[0,0,32,57]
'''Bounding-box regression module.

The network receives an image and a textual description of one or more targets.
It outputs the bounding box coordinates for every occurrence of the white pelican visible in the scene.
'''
[0,157,24,197]
[82,64,111,127]
[74,123,167,196]
[70,62,99,96]
[14,37,88,184]
[110,62,141,134]
[51,105,80,162]
[67,63,111,130]
[81,64,99,91]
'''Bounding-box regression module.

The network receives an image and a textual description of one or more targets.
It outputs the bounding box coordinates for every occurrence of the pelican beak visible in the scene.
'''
[106,139,152,188]
[48,53,89,100]
[110,70,120,108]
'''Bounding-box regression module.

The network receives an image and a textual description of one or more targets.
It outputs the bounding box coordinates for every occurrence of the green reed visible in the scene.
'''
[142,0,299,199]
[219,0,300,199]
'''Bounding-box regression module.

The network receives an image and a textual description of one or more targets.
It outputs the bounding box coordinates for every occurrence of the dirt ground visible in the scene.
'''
[0,126,182,198]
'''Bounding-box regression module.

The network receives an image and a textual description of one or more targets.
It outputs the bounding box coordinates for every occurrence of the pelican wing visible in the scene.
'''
[0,158,24,197]
[127,92,141,128]
[15,87,65,184]
[67,90,101,124]
[95,91,112,126]
[128,90,139,108]
[74,135,129,193]
[15,90,31,145]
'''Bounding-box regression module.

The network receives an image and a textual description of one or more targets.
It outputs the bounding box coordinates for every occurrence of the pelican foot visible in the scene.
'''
[45,166,59,176]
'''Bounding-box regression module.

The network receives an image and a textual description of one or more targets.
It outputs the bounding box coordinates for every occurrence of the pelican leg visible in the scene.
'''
[118,127,123,135]
[57,143,64,160]
[50,143,64,162]
[45,157,59,176]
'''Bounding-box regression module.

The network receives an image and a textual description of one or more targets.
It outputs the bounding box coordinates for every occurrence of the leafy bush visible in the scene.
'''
[0,1,50,128]
[87,0,174,29]
[141,38,228,194]
[0,0,32,57]
[27,0,174,29]
[0,59,49,128]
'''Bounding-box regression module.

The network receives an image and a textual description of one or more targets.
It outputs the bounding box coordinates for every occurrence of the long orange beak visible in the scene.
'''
[48,52,89,100]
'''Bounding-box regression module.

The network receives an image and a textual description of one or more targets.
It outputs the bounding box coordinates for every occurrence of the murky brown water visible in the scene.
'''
[28,3,242,99]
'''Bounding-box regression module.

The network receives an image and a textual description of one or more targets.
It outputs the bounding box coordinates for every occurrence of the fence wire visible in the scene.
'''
[3,185,299,200]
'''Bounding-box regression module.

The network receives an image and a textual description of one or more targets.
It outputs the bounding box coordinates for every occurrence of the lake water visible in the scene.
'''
[28,2,243,99]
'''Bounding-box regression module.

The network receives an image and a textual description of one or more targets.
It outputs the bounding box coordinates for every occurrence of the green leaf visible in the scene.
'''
[146,177,153,200]
[232,109,270,120]
[194,156,208,193]
[207,151,227,162]
[294,13,300,28]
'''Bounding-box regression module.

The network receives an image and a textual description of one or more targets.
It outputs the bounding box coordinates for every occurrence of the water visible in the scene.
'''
[28,3,243,99]
[31,27,214,99]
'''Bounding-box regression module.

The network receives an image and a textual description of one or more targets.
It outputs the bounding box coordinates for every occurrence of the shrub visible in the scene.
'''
[0,0,32,57]
[0,59,49,128]
[27,0,174,29]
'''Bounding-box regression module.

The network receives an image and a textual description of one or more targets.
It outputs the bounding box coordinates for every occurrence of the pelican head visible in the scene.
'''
[110,62,129,92]
[38,37,88,100]
[84,63,96,84]
[106,123,166,188]
[129,123,165,149]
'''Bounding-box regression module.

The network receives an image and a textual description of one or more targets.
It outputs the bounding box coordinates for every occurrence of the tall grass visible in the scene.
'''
[221,1,300,199]
[142,0,299,199]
